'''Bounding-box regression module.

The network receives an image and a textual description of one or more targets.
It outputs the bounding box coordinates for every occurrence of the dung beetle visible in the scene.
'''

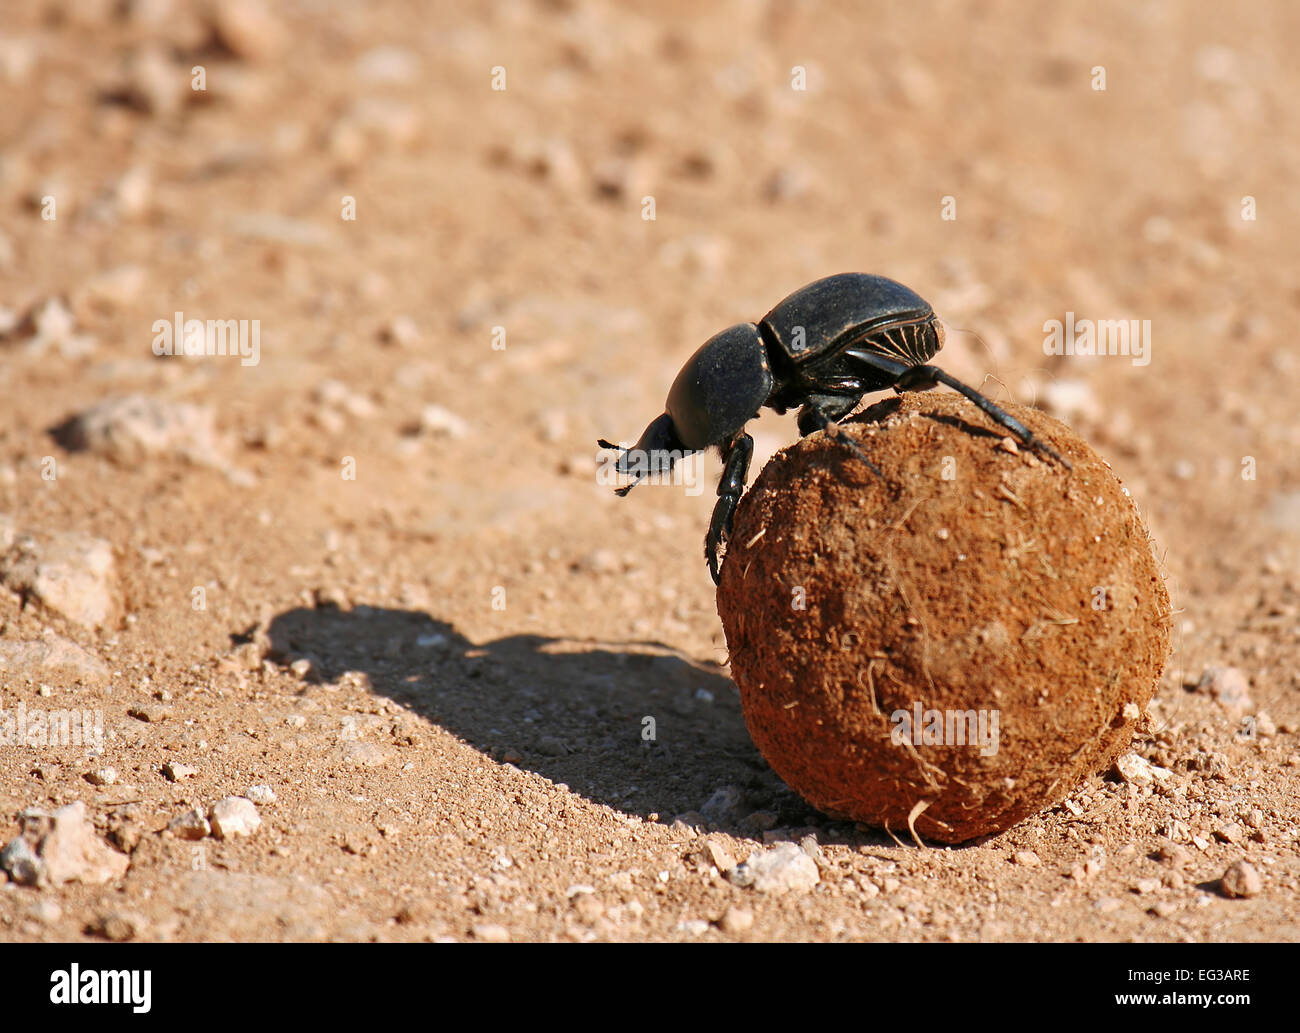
[599,272,1069,584]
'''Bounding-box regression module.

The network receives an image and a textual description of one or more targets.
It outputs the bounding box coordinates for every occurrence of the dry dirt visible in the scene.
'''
[0,0,1297,942]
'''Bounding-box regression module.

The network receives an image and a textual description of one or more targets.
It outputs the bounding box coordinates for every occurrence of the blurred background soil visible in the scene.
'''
[0,0,1296,941]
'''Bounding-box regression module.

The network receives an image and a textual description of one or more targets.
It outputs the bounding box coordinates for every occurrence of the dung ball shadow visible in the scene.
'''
[258,603,819,832]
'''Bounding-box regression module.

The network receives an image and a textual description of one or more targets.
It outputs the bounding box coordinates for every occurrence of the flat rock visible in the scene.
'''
[0,632,111,687]
[1195,666,1253,711]
[54,394,230,469]
[128,702,172,723]
[0,531,116,630]
[1,801,129,887]
[171,870,341,940]
[340,741,389,767]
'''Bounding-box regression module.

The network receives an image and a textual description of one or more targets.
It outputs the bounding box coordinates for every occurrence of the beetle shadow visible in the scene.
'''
[258,603,846,838]
[847,395,1006,442]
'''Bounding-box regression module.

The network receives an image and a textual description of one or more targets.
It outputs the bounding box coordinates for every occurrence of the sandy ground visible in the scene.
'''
[0,0,1297,942]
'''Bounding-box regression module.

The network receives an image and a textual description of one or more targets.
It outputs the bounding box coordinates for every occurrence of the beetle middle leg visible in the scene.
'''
[706,431,754,584]
[798,395,885,477]
[892,365,1071,468]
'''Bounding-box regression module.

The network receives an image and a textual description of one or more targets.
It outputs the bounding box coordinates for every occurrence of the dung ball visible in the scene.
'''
[717,392,1169,844]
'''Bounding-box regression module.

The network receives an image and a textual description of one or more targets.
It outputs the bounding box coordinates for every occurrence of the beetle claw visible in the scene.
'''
[831,428,884,478]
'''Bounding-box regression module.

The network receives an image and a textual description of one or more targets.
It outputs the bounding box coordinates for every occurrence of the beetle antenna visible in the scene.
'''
[599,439,643,494]
[945,325,1002,376]
[946,325,1018,402]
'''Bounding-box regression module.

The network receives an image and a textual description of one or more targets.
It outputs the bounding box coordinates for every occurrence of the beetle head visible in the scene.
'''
[598,412,694,496]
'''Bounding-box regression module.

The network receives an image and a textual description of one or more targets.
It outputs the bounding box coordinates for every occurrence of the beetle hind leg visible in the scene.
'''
[706,432,754,585]
[893,365,1072,469]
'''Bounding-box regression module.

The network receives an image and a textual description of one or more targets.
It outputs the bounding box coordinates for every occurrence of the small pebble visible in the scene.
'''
[167,807,210,840]
[699,785,742,823]
[207,0,286,62]
[701,838,736,873]
[1156,843,1192,867]
[0,836,43,885]
[719,906,753,933]
[26,898,62,924]
[1220,860,1262,898]
[128,702,172,723]
[744,810,778,831]
[727,842,820,894]
[419,404,469,439]
[89,911,144,942]
[798,834,826,867]
[1195,666,1253,710]
[380,315,420,347]
[162,761,198,782]
[1115,752,1171,784]
[571,892,604,924]
[341,741,390,767]
[208,796,261,840]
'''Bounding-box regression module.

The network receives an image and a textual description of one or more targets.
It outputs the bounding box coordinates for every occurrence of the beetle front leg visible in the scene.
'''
[894,365,1072,469]
[706,432,754,584]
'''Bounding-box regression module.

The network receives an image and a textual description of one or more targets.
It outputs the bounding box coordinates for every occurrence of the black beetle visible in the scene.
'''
[599,272,1068,583]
